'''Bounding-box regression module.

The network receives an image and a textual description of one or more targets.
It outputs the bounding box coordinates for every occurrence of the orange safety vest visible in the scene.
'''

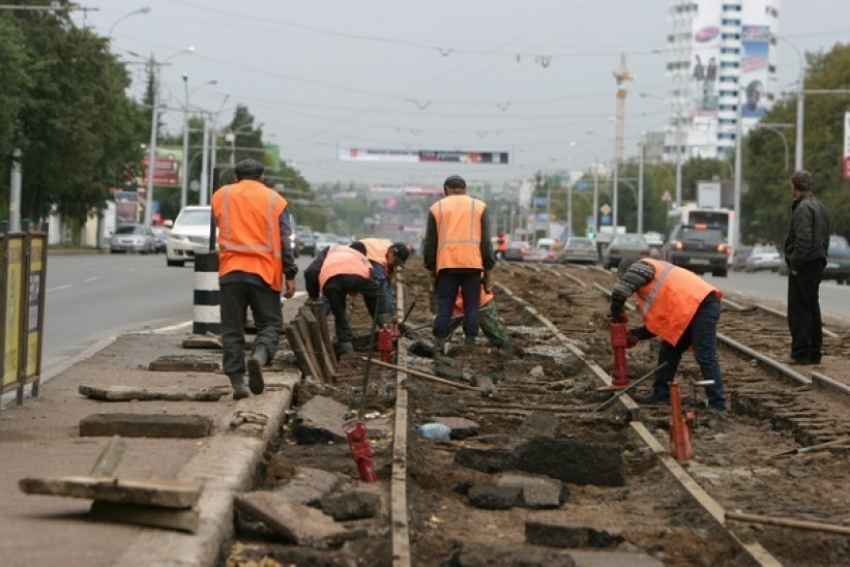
[634,258,721,346]
[497,236,508,253]
[212,180,288,291]
[318,245,372,293]
[452,284,493,318]
[430,194,485,273]
[361,237,391,269]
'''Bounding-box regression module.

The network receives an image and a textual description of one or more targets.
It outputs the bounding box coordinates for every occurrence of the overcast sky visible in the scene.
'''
[73,0,849,188]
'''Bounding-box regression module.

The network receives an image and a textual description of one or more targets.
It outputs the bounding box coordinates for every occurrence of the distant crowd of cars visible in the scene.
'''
[501,225,850,284]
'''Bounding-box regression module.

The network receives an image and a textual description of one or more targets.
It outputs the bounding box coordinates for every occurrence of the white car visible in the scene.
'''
[166,206,215,267]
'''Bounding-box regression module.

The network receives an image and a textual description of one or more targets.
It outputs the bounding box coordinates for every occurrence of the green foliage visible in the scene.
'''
[743,43,850,244]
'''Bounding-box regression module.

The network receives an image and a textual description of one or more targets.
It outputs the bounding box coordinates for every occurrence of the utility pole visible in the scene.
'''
[612,54,634,230]
[144,55,160,226]
[9,149,22,233]
[638,138,645,234]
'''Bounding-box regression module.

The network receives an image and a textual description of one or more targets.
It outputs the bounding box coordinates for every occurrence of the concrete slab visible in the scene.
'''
[275,467,344,506]
[147,355,221,372]
[497,473,568,509]
[79,413,213,438]
[292,395,350,444]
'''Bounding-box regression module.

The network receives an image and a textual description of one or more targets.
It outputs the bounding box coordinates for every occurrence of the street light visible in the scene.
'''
[108,6,150,38]
[774,34,805,171]
[142,46,194,226]
[181,75,217,210]
[224,122,264,167]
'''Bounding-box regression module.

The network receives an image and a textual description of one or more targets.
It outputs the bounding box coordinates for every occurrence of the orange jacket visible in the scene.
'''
[213,180,288,291]
[361,238,391,269]
[430,194,486,273]
[635,259,721,345]
[496,235,508,252]
[452,284,494,317]
[318,245,372,293]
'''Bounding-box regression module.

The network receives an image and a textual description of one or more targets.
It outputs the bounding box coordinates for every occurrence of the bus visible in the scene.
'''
[667,204,736,262]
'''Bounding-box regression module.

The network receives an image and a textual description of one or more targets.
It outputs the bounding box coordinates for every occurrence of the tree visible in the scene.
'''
[0,15,32,221]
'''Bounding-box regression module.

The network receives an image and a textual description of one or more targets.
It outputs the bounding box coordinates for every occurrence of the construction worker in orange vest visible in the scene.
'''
[304,242,387,355]
[212,159,297,399]
[448,283,510,349]
[610,258,727,413]
[360,237,410,315]
[495,231,508,261]
[422,175,495,354]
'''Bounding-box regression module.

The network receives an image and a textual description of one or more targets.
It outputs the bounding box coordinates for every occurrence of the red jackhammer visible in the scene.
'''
[377,301,417,364]
[599,314,638,391]
[342,418,379,482]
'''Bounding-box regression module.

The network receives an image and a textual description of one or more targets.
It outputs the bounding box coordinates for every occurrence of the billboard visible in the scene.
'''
[844,112,850,179]
[740,25,770,122]
[690,4,721,119]
[340,148,508,164]
[141,148,182,186]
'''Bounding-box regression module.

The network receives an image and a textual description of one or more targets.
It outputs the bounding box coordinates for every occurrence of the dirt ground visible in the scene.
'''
[230,257,850,566]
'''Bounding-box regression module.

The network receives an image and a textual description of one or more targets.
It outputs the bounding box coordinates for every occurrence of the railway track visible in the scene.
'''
[394,260,850,566]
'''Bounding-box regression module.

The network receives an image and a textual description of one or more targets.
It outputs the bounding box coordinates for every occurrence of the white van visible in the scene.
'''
[536,238,556,250]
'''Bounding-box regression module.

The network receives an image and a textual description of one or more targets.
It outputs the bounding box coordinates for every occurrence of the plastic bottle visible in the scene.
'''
[418,422,452,440]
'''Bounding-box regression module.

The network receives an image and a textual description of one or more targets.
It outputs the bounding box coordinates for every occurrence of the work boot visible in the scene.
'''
[247,351,266,395]
[335,341,354,357]
[228,375,249,400]
[464,335,477,347]
[433,336,446,357]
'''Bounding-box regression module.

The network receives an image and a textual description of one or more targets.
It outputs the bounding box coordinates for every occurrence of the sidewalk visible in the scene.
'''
[0,320,299,566]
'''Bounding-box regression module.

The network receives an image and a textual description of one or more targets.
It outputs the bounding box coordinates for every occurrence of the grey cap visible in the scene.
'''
[234,159,264,178]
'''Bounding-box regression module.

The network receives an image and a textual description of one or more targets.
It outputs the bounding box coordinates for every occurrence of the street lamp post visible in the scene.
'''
[733,91,744,256]
[776,35,806,171]
[108,6,150,38]
[181,76,217,210]
[142,47,194,226]
[9,149,22,232]
[571,141,601,235]
[638,136,645,234]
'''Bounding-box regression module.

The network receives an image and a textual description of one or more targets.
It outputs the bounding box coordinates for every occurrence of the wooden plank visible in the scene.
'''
[307,300,338,374]
[89,436,125,477]
[726,511,850,536]
[299,307,337,382]
[285,325,320,381]
[295,316,327,383]
[89,501,200,533]
[19,476,202,509]
[79,385,225,402]
[392,289,412,567]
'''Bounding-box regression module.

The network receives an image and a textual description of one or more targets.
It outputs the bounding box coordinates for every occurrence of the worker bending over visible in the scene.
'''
[360,237,410,315]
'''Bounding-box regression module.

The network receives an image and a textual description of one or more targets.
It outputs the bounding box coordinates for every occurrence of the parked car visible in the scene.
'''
[824,235,850,284]
[151,226,170,254]
[166,206,214,267]
[314,232,340,253]
[503,241,529,262]
[662,223,728,277]
[731,245,753,272]
[557,237,598,264]
[296,226,317,256]
[745,245,782,272]
[110,223,156,254]
[524,246,558,263]
[602,233,651,270]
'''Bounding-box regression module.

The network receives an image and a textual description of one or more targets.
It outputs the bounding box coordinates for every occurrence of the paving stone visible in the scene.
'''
[518,411,560,438]
[466,485,522,510]
[434,356,465,382]
[497,473,568,509]
[292,396,349,444]
[79,413,212,438]
[525,521,622,548]
[320,491,381,521]
[275,467,344,506]
[147,355,221,372]
[512,437,624,487]
[450,543,662,567]
[235,491,366,549]
[454,447,514,473]
[431,416,480,439]
[524,345,575,363]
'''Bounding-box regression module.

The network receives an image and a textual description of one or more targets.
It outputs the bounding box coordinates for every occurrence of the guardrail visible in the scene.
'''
[1,224,48,410]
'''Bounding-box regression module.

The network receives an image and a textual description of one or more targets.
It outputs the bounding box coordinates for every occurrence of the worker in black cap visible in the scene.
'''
[211,158,298,399]
[359,238,410,316]
[422,174,495,354]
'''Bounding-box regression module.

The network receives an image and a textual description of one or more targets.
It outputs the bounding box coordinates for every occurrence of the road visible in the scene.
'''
[42,252,316,375]
[40,254,849,376]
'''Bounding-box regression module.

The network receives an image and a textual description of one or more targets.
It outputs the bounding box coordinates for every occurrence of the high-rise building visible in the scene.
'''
[665,0,780,160]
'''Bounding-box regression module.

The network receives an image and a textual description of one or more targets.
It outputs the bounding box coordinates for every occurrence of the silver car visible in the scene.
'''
[166,206,214,267]
[109,224,155,254]
[558,237,599,265]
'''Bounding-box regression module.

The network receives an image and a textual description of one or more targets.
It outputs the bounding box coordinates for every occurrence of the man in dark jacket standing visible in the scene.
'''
[783,170,830,365]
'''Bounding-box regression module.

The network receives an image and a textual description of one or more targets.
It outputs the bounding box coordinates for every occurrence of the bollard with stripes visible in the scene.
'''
[193,252,221,335]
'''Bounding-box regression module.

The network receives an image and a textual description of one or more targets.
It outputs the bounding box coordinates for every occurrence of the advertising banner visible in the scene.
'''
[740,25,770,122]
[141,148,182,186]
[340,148,508,164]
[26,235,45,378]
[844,112,850,179]
[690,3,721,119]
[2,237,24,389]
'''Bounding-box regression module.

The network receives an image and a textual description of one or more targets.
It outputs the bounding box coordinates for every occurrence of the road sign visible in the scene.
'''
[600,204,612,215]
[661,191,673,204]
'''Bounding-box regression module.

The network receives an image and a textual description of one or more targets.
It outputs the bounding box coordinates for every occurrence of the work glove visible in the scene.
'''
[482,270,492,293]
[625,330,640,349]
[608,311,629,325]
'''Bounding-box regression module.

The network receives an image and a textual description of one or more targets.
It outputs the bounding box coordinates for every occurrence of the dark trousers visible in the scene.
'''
[787,259,825,361]
[652,299,726,410]
[324,274,384,343]
[433,270,482,340]
[220,281,283,379]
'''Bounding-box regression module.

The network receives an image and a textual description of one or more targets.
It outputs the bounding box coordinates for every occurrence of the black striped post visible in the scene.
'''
[193,252,221,335]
